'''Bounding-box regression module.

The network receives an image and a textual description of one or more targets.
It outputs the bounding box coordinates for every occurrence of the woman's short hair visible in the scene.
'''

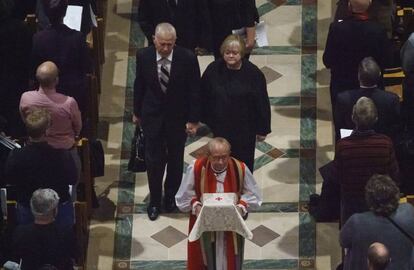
[25,107,51,139]
[43,0,68,25]
[30,189,60,217]
[220,34,246,58]
[365,174,400,216]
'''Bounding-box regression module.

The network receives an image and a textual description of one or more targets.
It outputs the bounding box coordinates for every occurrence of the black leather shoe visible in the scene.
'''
[147,206,160,221]
[163,198,177,213]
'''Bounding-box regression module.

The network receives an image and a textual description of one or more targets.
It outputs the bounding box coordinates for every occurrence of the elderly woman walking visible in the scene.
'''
[200,34,271,171]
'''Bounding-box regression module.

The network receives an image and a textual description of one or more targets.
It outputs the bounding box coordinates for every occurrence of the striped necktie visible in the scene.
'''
[159,58,170,93]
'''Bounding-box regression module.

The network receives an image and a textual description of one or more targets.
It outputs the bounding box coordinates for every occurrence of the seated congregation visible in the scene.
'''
[0,0,102,268]
[310,0,414,268]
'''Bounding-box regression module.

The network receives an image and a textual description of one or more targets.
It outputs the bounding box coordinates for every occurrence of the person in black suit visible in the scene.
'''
[36,0,97,34]
[133,23,201,221]
[335,57,400,142]
[0,0,32,138]
[323,0,392,113]
[30,0,92,119]
[137,0,211,53]
[207,0,259,59]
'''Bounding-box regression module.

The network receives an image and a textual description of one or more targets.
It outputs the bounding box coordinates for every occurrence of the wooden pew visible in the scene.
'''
[74,201,89,269]
[87,17,105,94]
[400,195,414,204]
[77,138,94,217]
[383,67,405,101]
[75,138,96,269]
[86,74,99,139]
[396,6,414,43]
[0,188,17,228]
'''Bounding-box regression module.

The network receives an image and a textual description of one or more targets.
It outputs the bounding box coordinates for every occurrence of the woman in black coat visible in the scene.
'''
[201,34,271,171]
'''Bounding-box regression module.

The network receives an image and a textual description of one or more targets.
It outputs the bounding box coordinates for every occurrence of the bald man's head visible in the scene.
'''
[368,242,390,270]
[36,61,59,89]
[349,0,371,13]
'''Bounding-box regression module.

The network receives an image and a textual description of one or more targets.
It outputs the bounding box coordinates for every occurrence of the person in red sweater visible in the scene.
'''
[310,97,399,224]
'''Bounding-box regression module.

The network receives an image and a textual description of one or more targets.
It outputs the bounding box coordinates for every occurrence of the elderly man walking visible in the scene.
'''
[133,22,201,220]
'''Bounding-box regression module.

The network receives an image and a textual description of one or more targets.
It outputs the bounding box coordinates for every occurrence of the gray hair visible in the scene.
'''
[30,189,60,217]
[352,97,378,130]
[207,137,231,155]
[358,57,381,87]
[155,22,176,39]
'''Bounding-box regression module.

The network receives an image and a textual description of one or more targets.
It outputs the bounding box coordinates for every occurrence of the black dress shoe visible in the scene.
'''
[163,198,177,213]
[147,206,160,221]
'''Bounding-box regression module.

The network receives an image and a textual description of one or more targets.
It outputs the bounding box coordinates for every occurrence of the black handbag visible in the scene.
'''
[128,125,146,172]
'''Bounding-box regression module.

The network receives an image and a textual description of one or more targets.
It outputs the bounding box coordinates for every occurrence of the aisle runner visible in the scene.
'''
[113,0,318,269]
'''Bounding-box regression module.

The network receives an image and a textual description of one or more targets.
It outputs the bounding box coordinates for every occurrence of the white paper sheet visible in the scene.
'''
[340,129,353,138]
[232,21,268,47]
[63,5,83,31]
[255,21,268,47]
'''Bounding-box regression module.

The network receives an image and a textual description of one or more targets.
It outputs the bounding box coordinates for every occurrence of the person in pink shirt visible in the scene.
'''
[20,61,82,179]
[20,61,81,150]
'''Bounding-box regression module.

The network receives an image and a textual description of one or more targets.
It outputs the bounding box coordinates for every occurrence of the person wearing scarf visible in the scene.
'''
[176,137,262,270]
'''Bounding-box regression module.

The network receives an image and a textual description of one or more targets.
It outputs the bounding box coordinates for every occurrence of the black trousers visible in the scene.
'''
[144,125,186,207]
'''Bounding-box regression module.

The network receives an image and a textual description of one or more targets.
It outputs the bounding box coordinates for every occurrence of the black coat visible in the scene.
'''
[201,58,271,170]
[31,24,91,113]
[323,17,392,94]
[133,45,201,136]
[11,222,77,270]
[5,142,77,205]
[137,0,212,50]
[208,0,258,57]
[334,87,401,142]
[0,16,32,137]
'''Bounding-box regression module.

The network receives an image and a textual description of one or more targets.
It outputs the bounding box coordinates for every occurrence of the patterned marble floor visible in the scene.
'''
[87,0,342,269]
